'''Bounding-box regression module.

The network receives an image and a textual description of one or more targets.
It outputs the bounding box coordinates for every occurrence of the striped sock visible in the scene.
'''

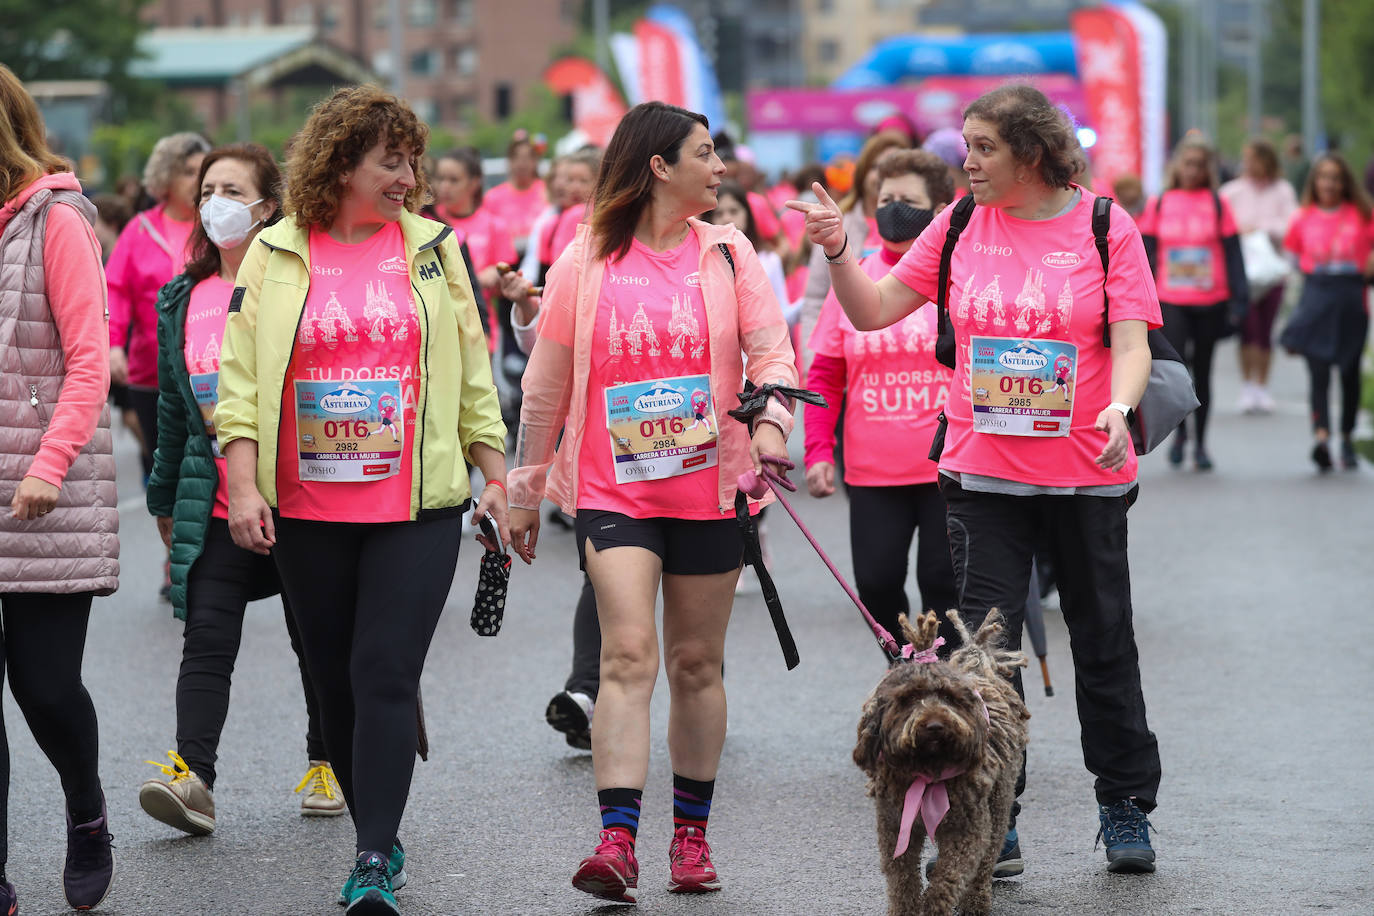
[672,774,715,835]
[598,787,642,841]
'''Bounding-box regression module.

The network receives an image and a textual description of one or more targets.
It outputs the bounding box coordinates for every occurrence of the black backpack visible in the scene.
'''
[931,194,1197,456]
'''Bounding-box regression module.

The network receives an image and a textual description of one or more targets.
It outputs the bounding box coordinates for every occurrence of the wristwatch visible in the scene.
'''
[1107,402,1134,419]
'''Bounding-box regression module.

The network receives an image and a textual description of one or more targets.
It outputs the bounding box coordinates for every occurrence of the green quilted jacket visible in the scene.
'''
[146,273,276,619]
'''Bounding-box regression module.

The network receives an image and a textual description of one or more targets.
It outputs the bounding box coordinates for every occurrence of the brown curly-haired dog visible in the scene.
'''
[854,610,1030,916]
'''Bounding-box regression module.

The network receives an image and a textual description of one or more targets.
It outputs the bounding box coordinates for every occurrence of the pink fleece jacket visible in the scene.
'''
[509,219,797,516]
[0,172,110,487]
[105,202,186,386]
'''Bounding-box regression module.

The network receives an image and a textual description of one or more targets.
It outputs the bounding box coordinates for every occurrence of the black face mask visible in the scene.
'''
[875,200,935,243]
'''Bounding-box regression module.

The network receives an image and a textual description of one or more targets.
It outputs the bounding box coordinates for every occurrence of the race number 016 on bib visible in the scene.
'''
[294,379,404,481]
[605,375,718,484]
[969,337,1076,437]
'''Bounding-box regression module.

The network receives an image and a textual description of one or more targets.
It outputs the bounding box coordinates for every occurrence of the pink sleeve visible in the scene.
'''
[888,204,949,301]
[808,294,845,358]
[803,352,845,469]
[28,204,111,488]
[104,217,139,347]
[492,216,518,266]
[1283,210,1305,255]
[750,194,782,241]
[1218,195,1239,236]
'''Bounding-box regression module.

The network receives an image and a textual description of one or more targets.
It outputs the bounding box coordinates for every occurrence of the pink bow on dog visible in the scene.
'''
[901,636,945,663]
[893,767,964,858]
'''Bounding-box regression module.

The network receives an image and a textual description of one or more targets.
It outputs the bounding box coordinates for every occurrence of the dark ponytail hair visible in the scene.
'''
[590,101,709,262]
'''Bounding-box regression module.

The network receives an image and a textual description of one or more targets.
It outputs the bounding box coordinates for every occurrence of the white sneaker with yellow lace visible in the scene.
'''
[139,751,216,835]
[296,760,347,817]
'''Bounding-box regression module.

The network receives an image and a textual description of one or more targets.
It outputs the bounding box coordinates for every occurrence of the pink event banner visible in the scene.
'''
[747,76,1086,136]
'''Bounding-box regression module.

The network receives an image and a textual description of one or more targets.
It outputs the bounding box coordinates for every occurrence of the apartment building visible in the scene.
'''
[142,0,581,129]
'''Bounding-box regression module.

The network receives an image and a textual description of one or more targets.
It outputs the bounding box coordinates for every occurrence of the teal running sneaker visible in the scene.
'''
[339,843,405,905]
[1097,798,1156,874]
[341,851,397,915]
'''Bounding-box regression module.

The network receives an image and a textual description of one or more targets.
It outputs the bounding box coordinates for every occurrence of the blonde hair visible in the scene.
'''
[142,132,211,200]
[0,64,70,203]
[1164,136,1218,191]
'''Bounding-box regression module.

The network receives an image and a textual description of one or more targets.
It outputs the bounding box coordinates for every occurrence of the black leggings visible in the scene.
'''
[0,593,103,867]
[564,574,601,699]
[1161,301,1230,449]
[273,514,461,854]
[127,385,159,479]
[1306,357,1362,436]
[847,483,959,653]
[177,518,324,789]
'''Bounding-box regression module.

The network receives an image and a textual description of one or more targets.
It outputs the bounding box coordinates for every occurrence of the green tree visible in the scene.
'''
[0,0,155,113]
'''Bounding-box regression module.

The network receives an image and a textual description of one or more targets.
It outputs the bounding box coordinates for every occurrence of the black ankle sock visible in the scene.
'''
[672,774,715,835]
[598,787,642,840]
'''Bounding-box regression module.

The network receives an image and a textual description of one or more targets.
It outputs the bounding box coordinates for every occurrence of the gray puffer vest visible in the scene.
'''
[0,187,119,595]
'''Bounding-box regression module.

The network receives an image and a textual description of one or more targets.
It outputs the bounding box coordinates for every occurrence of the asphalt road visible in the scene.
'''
[4,341,1371,915]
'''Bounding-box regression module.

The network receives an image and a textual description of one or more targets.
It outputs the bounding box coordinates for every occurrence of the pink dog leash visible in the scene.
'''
[738,456,903,660]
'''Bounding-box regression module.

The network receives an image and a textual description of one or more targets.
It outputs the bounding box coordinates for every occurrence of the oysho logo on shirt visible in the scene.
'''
[313,265,343,277]
[608,274,650,286]
[973,242,1014,257]
[378,256,408,275]
[1042,251,1083,268]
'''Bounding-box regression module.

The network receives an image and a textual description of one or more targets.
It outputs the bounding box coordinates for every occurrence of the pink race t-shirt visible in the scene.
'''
[550,204,588,266]
[1135,189,1237,305]
[184,275,234,518]
[889,187,1162,487]
[483,180,547,246]
[578,234,721,520]
[276,222,421,523]
[1283,204,1374,275]
[809,249,950,486]
[162,214,194,266]
[441,206,516,274]
[748,191,781,242]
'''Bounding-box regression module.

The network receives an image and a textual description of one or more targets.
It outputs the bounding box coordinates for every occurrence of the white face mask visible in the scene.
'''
[199,195,264,249]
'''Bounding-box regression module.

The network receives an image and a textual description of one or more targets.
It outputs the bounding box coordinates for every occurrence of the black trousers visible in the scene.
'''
[127,384,159,478]
[1306,357,1363,436]
[1161,301,1230,450]
[940,475,1161,812]
[846,483,958,654]
[177,518,325,789]
[0,593,103,867]
[273,514,461,854]
[564,574,601,699]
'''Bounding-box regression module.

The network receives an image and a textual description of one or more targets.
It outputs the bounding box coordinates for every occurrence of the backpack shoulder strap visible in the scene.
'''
[937,195,978,339]
[138,212,176,259]
[1092,195,1113,348]
[717,242,735,277]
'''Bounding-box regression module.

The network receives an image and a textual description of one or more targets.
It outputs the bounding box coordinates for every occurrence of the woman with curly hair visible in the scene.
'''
[215,86,508,915]
[792,83,1163,876]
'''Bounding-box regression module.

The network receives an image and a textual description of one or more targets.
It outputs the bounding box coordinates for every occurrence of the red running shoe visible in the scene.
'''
[572,829,639,903]
[668,826,721,893]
